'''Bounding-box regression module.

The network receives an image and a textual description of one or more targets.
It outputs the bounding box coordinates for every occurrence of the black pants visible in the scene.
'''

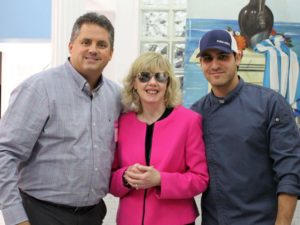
[20,191,106,225]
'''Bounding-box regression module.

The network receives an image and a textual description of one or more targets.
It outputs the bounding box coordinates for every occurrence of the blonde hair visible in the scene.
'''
[122,52,182,113]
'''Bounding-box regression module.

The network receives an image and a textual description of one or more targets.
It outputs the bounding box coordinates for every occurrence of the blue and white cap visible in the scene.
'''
[196,29,238,57]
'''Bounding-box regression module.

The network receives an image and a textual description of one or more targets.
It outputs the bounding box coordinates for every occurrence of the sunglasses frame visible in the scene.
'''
[137,72,169,83]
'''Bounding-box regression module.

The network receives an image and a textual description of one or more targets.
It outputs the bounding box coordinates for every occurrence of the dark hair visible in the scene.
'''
[70,12,114,49]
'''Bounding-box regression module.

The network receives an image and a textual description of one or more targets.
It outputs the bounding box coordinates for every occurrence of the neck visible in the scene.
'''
[138,103,166,124]
[81,72,102,92]
[212,75,239,98]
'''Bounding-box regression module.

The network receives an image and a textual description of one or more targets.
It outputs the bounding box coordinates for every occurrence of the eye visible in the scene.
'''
[202,55,213,63]
[218,54,230,61]
[97,41,108,49]
[82,39,91,46]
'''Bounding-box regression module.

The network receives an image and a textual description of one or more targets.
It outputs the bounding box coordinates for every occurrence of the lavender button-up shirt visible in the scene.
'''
[0,60,121,225]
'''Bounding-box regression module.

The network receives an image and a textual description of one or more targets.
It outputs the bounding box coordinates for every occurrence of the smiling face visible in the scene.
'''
[200,49,242,97]
[69,23,113,84]
[133,69,168,109]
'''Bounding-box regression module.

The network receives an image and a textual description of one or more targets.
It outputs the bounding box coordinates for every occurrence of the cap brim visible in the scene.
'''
[197,46,234,58]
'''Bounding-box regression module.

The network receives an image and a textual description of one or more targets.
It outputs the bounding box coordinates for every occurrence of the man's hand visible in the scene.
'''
[17,221,30,225]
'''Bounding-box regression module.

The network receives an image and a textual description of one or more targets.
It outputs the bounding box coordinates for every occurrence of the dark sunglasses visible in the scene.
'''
[137,72,169,83]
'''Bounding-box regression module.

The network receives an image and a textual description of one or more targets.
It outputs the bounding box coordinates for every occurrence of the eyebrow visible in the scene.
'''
[202,51,230,57]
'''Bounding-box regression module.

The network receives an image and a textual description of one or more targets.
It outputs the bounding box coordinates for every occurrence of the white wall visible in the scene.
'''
[0,42,51,117]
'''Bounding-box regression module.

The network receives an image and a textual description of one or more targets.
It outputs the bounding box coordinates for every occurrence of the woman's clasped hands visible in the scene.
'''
[123,163,161,190]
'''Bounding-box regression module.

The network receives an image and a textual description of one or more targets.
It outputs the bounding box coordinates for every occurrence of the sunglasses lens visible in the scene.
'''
[138,72,168,83]
[154,73,168,83]
[138,72,151,83]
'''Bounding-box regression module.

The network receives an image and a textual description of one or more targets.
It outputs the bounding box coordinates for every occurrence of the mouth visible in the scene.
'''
[146,90,159,95]
[209,71,224,77]
[85,56,99,62]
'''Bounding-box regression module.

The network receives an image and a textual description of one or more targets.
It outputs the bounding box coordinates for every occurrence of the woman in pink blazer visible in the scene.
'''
[110,52,209,225]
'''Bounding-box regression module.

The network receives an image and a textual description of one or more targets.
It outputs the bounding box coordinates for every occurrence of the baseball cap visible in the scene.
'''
[196,29,238,57]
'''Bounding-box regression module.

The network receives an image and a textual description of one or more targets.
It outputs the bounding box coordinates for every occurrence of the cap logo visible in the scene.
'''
[216,40,230,46]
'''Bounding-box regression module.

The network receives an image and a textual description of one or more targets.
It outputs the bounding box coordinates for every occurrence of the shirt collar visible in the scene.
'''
[64,59,103,95]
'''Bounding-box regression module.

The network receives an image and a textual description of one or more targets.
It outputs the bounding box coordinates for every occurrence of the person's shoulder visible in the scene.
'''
[103,77,122,94]
[175,105,197,115]
[243,82,281,100]
[174,105,203,121]
[103,77,121,88]
[119,111,136,123]
[191,95,208,106]
[18,66,60,90]
[190,94,209,114]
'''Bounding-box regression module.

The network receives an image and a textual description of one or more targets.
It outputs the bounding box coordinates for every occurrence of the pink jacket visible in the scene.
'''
[110,106,209,225]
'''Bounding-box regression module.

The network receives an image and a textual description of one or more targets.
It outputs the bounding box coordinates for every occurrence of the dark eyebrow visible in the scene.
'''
[201,53,212,57]
[81,38,91,42]
[201,51,230,57]
[218,52,230,55]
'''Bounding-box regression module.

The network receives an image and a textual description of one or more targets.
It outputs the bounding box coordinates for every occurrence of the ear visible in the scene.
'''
[68,42,73,54]
[235,51,242,66]
[109,49,113,61]
[199,58,203,68]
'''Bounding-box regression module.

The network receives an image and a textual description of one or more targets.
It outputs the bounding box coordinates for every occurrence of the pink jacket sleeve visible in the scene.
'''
[109,150,131,197]
[156,114,209,199]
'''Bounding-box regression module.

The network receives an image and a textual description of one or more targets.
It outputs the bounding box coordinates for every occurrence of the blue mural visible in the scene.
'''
[183,18,300,112]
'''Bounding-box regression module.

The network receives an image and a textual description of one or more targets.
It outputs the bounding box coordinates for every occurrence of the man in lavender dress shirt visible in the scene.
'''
[0,12,121,225]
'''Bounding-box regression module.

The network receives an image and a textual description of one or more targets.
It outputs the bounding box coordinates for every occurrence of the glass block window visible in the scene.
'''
[143,0,169,7]
[141,42,168,56]
[139,0,187,76]
[142,11,168,38]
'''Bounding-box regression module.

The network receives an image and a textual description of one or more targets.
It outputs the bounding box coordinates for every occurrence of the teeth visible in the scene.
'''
[146,90,158,94]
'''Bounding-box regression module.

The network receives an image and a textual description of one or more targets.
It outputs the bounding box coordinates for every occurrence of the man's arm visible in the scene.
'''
[0,80,49,225]
[275,193,297,225]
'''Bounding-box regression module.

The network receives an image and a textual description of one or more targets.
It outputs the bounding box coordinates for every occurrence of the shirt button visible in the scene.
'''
[94,168,98,171]
[93,123,96,126]
[94,144,97,148]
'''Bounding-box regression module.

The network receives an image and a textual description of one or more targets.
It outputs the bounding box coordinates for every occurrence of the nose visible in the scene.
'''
[148,75,157,84]
[210,58,220,69]
[88,44,97,54]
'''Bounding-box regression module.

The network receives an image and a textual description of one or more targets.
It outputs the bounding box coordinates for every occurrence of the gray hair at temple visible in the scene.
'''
[70,12,114,50]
